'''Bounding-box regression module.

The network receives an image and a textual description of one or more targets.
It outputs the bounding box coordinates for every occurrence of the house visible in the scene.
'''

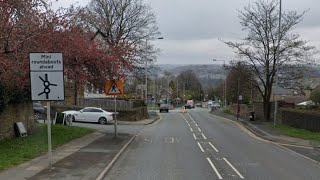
[271,85,306,104]
[158,88,173,103]
[301,77,320,99]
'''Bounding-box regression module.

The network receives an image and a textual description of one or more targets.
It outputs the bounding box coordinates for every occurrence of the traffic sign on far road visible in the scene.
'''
[105,80,124,96]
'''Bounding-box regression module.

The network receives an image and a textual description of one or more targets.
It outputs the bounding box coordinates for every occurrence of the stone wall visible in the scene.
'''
[230,104,250,119]
[230,102,276,121]
[251,102,276,121]
[0,102,34,140]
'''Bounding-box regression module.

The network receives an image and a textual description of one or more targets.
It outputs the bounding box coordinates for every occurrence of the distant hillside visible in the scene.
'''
[156,64,227,88]
[156,64,320,89]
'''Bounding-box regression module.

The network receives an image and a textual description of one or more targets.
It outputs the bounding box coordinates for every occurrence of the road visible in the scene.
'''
[104,108,320,180]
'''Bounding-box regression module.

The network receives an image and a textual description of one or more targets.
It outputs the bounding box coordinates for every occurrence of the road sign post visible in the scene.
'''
[105,80,124,138]
[30,53,64,168]
[46,101,52,167]
[114,96,117,138]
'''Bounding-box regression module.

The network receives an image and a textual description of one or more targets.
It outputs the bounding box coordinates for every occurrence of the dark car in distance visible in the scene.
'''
[184,104,192,109]
[159,104,169,113]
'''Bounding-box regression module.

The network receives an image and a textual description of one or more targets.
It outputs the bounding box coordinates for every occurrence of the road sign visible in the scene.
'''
[105,80,124,96]
[30,53,64,101]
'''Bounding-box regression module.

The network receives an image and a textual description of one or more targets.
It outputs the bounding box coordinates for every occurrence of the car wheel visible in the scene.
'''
[72,116,75,122]
[34,112,41,120]
[98,117,107,125]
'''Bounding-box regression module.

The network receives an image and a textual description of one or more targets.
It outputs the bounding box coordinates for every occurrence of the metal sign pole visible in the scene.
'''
[46,101,52,168]
[237,78,240,120]
[114,95,118,138]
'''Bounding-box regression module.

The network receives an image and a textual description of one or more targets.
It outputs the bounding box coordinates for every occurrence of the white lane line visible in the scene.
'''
[190,127,193,132]
[208,142,219,153]
[202,133,207,140]
[197,142,205,152]
[198,127,202,132]
[179,113,193,129]
[207,158,223,179]
[223,158,244,179]
[195,124,198,127]
[187,113,193,120]
[179,113,188,121]
[193,133,197,140]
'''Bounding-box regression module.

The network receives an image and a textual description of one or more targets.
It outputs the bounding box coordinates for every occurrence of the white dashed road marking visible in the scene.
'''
[197,142,205,152]
[193,133,197,140]
[223,158,244,179]
[207,158,223,179]
[202,133,207,140]
[209,142,219,153]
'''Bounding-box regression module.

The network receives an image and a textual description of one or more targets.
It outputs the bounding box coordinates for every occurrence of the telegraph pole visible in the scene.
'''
[274,0,282,127]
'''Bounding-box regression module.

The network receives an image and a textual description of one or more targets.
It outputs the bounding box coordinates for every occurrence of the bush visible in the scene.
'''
[223,107,232,114]
[0,84,9,113]
[310,89,320,106]
[0,81,31,113]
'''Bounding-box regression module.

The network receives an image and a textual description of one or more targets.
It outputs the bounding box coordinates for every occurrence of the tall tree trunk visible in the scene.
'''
[263,85,272,121]
[74,80,78,105]
[263,100,270,121]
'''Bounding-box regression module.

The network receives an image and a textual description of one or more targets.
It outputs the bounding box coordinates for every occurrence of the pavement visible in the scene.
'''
[210,109,316,148]
[0,112,160,180]
[0,131,105,180]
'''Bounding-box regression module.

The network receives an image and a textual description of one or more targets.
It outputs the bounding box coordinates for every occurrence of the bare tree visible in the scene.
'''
[226,61,257,104]
[225,0,316,120]
[79,0,160,70]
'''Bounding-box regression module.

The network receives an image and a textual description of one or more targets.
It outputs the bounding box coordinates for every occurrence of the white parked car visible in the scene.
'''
[62,107,114,124]
[211,102,221,109]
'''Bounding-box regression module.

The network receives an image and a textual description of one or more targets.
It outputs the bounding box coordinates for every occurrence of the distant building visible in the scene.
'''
[158,88,173,103]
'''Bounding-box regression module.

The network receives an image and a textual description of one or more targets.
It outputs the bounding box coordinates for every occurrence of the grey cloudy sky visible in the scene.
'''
[51,0,320,64]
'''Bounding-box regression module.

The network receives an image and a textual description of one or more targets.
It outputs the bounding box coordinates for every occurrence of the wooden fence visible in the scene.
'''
[280,108,320,132]
[77,98,144,111]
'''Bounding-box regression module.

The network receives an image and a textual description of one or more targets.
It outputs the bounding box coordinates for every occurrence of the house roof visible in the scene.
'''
[283,96,307,104]
[300,77,320,90]
[272,86,297,95]
[159,88,173,95]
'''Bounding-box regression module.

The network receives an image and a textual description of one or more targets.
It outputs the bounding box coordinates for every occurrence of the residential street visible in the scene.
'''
[105,108,320,180]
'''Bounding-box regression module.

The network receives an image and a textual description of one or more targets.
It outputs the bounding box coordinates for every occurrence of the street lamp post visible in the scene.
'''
[212,59,227,107]
[145,37,164,105]
[274,0,282,127]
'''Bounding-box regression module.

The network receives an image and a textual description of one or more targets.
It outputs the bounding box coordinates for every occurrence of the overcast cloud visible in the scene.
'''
[51,0,320,64]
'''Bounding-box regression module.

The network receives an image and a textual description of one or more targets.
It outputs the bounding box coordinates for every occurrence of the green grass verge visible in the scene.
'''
[270,124,320,141]
[223,108,232,115]
[0,124,94,171]
[147,103,159,110]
